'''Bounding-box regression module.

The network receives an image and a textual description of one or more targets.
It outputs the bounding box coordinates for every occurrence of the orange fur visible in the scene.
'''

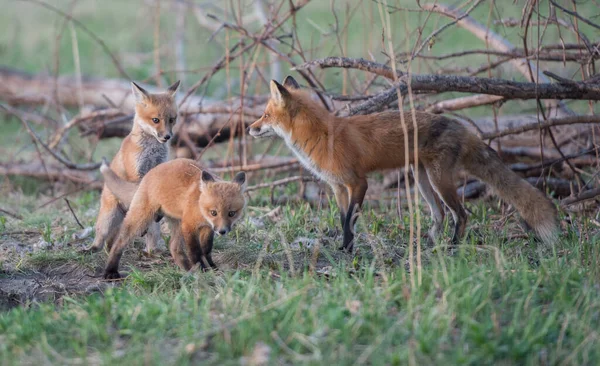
[101,158,247,279]
[84,81,180,254]
[248,76,560,249]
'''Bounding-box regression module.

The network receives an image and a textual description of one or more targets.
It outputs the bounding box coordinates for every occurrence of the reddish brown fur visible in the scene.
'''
[84,81,180,255]
[248,77,560,249]
[101,159,247,279]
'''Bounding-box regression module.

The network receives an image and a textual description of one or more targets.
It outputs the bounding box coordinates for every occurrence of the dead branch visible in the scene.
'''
[246,176,316,192]
[561,188,600,207]
[425,95,503,113]
[0,162,99,186]
[481,115,600,140]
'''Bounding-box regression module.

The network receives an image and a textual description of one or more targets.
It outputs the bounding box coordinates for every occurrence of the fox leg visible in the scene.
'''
[181,222,208,271]
[426,167,467,245]
[143,221,162,253]
[331,183,350,230]
[103,199,157,279]
[166,218,191,270]
[412,164,445,241]
[341,177,368,251]
[84,188,124,253]
[198,226,217,269]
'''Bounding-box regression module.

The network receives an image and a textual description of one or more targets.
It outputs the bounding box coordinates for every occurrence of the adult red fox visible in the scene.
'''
[248,76,560,250]
[84,80,180,254]
[99,158,247,279]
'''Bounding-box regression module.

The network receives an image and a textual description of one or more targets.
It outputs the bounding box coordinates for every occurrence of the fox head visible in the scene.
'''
[198,170,247,236]
[131,80,180,144]
[247,76,303,139]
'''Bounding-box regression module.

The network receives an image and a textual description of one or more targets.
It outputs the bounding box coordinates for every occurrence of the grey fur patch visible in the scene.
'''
[136,134,168,178]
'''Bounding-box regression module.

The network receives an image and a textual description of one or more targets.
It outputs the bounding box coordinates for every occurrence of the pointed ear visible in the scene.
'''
[233,171,247,191]
[269,80,291,107]
[283,75,300,90]
[167,80,180,97]
[200,170,215,191]
[131,81,150,103]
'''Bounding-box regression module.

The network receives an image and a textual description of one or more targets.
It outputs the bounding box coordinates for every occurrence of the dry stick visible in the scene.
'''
[49,108,125,149]
[549,0,600,31]
[411,0,486,60]
[404,48,597,63]
[179,0,312,108]
[245,176,316,192]
[0,104,101,171]
[211,159,299,173]
[426,94,504,113]
[0,207,23,220]
[20,0,129,80]
[561,188,600,207]
[297,57,600,103]
[64,199,84,230]
[481,115,600,140]
[376,0,416,288]
[419,2,573,116]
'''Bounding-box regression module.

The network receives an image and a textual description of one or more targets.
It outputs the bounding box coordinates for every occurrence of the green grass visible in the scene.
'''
[1,194,600,364]
[1,228,600,365]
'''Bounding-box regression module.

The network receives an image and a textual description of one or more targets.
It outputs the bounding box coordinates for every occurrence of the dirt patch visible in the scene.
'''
[0,263,106,311]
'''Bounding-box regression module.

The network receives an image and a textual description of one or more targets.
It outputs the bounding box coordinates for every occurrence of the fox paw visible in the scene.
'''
[103,270,121,280]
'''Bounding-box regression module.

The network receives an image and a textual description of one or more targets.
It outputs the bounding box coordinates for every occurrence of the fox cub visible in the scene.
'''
[99,158,247,279]
[84,80,180,254]
[248,76,560,250]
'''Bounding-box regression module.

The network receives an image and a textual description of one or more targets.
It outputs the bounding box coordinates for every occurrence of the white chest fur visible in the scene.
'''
[275,126,340,184]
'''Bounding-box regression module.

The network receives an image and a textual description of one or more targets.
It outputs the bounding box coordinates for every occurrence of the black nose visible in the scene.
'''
[163,135,171,141]
[246,127,251,134]
[219,229,227,235]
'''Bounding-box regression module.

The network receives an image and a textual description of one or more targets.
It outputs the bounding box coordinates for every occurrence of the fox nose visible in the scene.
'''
[163,134,171,141]
[218,229,228,236]
[246,127,251,134]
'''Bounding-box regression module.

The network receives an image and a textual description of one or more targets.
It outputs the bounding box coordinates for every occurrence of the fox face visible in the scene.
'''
[248,76,301,138]
[199,170,247,236]
[132,80,180,143]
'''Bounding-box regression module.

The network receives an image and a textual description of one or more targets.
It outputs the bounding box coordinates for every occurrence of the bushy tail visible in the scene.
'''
[100,158,139,209]
[464,141,560,245]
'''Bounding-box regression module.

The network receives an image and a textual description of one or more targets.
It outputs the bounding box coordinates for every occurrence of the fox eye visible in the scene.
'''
[152,118,159,124]
[228,211,236,217]
[170,118,176,124]
[263,113,269,119]
[210,210,217,217]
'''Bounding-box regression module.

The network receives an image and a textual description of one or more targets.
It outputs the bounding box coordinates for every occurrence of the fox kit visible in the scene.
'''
[248,76,560,250]
[99,158,247,279]
[84,80,180,254]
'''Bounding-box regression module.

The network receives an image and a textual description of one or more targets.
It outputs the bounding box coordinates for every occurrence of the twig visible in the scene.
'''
[64,199,84,229]
[549,0,600,31]
[561,188,600,207]
[0,104,101,170]
[480,115,600,140]
[246,176,316,192]
[0,207,23,220]
[211,159,299,173]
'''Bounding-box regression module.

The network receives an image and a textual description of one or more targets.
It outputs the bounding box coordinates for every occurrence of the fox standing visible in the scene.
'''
[84,80,180,254]
[248,76,560,250]
[99,158,247,279]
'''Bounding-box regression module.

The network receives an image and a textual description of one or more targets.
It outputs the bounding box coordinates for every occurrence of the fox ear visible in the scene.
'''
[131,81,150,104]
[200,170,215,191]
[270,80,291,107]
[283,76,300,90]
[167,80,180,97]
[233,171,247,191]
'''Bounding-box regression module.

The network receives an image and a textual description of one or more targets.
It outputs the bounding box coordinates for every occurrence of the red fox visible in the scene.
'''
[83,80,180,254]
[99,158,247,279]
[248,76,560,250]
